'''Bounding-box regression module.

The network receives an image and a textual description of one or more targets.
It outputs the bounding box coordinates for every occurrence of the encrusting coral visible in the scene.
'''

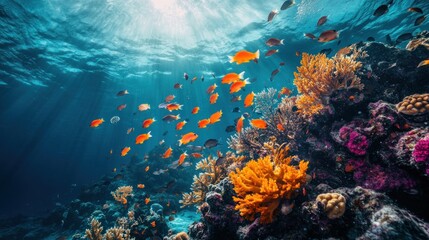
[293,48,365,116]
[111,186,133,205]
[314,193,346,219]
[229,144,309,224]
[180,152,245,207]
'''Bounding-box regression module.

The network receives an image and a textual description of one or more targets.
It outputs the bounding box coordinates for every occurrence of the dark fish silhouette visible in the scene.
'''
[184,72,189,80]
[232,107,240,113]
[266,38,284,47]
[281,0,295,10]
[270,68,280,81]
[267,10,279,22]
[408,7,423,14]
[304,33,317,39]
[396,33,413,44]
[204,139,220,149]
[415,16,426,26]
[386,34,394,46]
[225,125,235,132]
[373,5,388,17]
[116,90,129,96]
[317,16,328,26]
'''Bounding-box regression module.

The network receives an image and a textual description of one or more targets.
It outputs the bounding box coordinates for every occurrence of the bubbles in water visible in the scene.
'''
[110,116,120,124]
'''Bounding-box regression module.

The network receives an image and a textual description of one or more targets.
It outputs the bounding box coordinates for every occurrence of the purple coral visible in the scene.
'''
[339,126,369,156]
[412,137,429,163]
[353,165,416,191]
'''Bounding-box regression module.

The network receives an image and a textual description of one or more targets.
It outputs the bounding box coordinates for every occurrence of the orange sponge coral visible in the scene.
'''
[230,145,309,223]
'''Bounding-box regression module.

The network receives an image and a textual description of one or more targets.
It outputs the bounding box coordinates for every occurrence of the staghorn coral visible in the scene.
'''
[85,218,134,240]
[314,193,346,219]
[180,152,245,207]
[85,218,103,240]
[293,48,364,116]
[111,186,133,205]
[230,144,309,224]
[253,88,278,119]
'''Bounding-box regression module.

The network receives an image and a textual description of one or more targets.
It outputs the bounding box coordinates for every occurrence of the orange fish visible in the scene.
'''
[417,59,429,68]
[142,118,156,128]
[250,119,267,129]
[117,104,127,111]
[176,120,187,130]
[198,119,211,128]
[206,83,217,94]
[145,166,150,172]
[151,221,156,227]
[209,110,222,124]
[90,118,104,128]
[137,184,145,189]
[236,115,244,133]
[145,198,151,205]
[229,50,260,64]
[230,79,250,93]
[244,92,255,107]
[162,147,173,158]
[121,147,131,156]
[127,127,134,134]
[221,71,245,84]
[191,152,203,158]
[178,152,188,165]
[135,132,152,144]
[345,163,354,173]
[277,123,285,131]
[166,103,183,111]
[209,93,219,104]
[138,103,150,111]
[165,95,175,102]
[191,107,200,114]
[178,132,198,146]
[278,87,292,98]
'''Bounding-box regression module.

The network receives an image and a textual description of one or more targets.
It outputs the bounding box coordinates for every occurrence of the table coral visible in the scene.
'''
[229,145,309,224]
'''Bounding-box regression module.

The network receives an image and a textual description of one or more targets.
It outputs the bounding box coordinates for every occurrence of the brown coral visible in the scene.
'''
[396,93,429,115]
[85,218,134,240]
[315,193,346,219]
[230,144,309,224]
[111,186,133,205]
[293,48,364,116]
[173,232,190,240]
[86,218,103,240]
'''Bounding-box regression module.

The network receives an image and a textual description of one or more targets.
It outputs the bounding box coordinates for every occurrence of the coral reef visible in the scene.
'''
[111,186,133,205]
[85,218,134,240]
[230,144,309,223]
[314,193,346,219]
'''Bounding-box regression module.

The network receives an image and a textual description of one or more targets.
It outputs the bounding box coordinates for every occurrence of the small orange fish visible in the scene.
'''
[209,93,219,104]
[150,221,156,227]
[121,147,131,156]
[192,107,200,114]
[145,166,150,172]
[206,83,217,94]
[250,119,267,129]
[176,120,187,130]
[135,132,152,144]
[302,187,307,196]
[230,79,250,93]
[126,127,134,134]
[277,123,285,131]
[162,147,173,158]
[166,103,183,111]
[229,50,260,64]
[296,51,301,56]
[165,95,175,102]
[137,184,145,189]
[417,59,429,68]
[221,71,245,84]
[142,118,156,128]
[178,132,198,146]
[209,110,222,124]
[345,163,354,173]
[145,198,151,205]
[138,103,150,111]
[236,115,244,133]
[198,119,211,128]
[349,95,355,101]
[191,152,203,158]
[178,152,188,165]
[117,104,127,111]
[90,118,104,128]
[244,91,255,107]
[278,87,292,98]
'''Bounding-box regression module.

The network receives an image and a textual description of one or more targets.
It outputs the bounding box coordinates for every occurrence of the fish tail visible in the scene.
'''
[280,39,284,45]
[228,56,234,63]
[148,131,152,138]
[177,114,180,120]
[254,50,260,59]
[178,139,183,146]
[238,71,245,79]
[244,78,251,85]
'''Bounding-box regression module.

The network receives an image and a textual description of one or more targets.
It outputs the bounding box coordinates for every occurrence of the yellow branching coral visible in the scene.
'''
[230,144,309,224]
[180,152,245,207]
[293,48,364,117]
[111,186,133,205]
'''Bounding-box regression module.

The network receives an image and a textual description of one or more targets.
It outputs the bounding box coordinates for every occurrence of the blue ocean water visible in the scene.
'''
[0,0,427,219]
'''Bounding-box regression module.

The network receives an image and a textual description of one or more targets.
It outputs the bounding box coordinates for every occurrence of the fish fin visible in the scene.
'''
[228,56,234,63]
[254,50,260,59]
[178,139,183,146]
[177,114,180,120]
[238,71,245,79]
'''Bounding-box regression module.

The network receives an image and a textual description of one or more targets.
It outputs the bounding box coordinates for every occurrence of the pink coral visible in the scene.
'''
[412,137,429,163]
[339,126,369,156]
